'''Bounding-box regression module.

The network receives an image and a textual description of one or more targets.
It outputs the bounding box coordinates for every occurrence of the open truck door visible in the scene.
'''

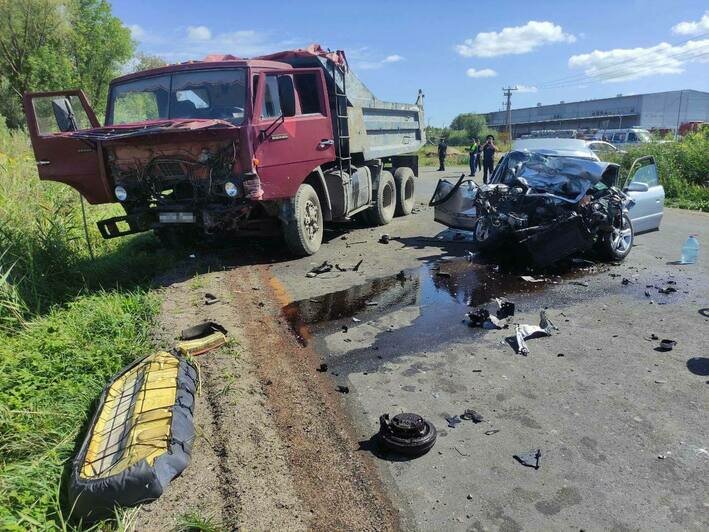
[623,155,664,233]
[23,90,113,204]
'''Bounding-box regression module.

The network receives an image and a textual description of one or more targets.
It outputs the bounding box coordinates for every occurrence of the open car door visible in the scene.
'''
[623,156,664,233]
[23,90,113,204]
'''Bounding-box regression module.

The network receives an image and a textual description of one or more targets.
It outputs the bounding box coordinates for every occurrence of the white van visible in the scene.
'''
[592,128,652,147]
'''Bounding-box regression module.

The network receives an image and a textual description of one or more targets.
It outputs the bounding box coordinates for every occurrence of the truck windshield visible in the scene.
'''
[107,68,247,125]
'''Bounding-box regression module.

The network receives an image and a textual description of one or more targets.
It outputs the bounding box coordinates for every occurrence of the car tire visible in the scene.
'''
[283,183,323,256]
[393,167,415,216]
[598,213,634,261]
[472,216,498,249]
[364,170,396,226]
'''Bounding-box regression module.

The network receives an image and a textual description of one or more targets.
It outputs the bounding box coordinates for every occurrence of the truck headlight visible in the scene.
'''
[224,181,238,197]
[114,186,127,202]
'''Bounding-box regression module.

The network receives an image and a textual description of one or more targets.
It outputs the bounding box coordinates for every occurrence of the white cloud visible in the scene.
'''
[456,20,576,58]
[466,68,497,78]
[672,11,709,35]
[515,84,538,93]
[187,25,212,41]
[129,24,145,40]
[357,53,405,70]
[382,54,404,63]
[568,39,709,82]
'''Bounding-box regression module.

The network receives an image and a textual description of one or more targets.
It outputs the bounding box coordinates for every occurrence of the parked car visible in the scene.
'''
[592,128,652,148]
[430,141,662,266]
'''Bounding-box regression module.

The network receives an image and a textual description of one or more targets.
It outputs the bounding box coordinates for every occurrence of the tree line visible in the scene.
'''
[0,0,165,128]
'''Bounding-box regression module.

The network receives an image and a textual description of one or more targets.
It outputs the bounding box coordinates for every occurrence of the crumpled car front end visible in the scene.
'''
[431,152,634,266]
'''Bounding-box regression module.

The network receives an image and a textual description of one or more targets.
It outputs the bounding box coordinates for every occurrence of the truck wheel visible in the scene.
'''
[283,183,323,256]
[366,170,396,225]
[394,167,415,216]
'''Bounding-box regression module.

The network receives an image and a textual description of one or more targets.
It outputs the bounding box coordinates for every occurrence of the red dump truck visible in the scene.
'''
[22,45,425,255]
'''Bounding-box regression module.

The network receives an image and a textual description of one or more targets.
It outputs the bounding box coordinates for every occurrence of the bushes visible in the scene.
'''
[607,129,709,212]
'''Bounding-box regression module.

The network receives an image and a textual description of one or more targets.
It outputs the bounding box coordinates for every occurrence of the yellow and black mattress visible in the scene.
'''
[69,351,197,519]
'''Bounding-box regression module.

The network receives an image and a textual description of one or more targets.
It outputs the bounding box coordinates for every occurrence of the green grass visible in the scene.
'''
[174,511,224,532]
[0,290,159,529]
[0,120,179,529]
[606,128,709,212]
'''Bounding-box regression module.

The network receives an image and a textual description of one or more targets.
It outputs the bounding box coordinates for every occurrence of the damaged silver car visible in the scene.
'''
[430,144,644,266]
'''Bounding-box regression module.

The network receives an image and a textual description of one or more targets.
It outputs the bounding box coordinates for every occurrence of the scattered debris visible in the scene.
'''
[467,494,473,500]
[521,275,546,283]
[513,449,541,469]
[644,290,651,297]
[621,278,631,285]
[204,292,219,305]
[484,429,500,436]
[341,325,349,333]
[446,415,462,428]
[435,270,452,277]
[569,281,589,287]
[177,322,228,356]
[658,286,677,294]
[557,353,565,357]
[365,301,379,306]
[307,261,334,277]
[379,234,390,244]
[336,385,350,394]
[335,259,364,272]
[352,317,361,323]
[659,339,677,351]
[378,413,437,456]
[317,363,328,372]
[495,298,516,319]
[507,311,557,356]
[461,409,484,423]
[467,308,490,327]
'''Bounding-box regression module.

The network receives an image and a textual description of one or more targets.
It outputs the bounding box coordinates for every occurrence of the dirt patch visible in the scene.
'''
[134,258,399,530]
[135,264,308,531]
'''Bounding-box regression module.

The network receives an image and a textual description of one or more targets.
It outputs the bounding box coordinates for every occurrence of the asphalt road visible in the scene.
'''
[266,166,709,531]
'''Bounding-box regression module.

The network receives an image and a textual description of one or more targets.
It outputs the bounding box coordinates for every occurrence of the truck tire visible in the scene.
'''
[393,167,415,216]
[365,170,396,226]
[283,183,323,256]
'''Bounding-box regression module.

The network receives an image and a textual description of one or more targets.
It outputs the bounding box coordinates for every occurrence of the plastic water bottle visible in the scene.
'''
[680,235,699,264]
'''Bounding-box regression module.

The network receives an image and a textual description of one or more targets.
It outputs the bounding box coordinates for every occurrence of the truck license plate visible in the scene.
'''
[159,212,195,224]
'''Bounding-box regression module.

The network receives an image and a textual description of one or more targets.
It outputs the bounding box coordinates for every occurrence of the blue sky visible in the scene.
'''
[114,0,709,126]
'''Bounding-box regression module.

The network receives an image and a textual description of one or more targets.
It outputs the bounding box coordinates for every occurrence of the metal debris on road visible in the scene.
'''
[658,286,677,294]
[521,275,546,283]
[204,292,219,305]
[659,339,677,351]
[446,415,462,428]
[307,261,334,277]
[484,429,500,436]
[514,449,542,469]
[379,234,390,244]
[317,363,328,372]
[495,299,516,319]
[461,409,484,423]
[507,310,558,356]
[378,413,437,456]
[336,385,350,394]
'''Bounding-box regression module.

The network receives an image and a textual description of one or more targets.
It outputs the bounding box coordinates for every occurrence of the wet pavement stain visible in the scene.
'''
[280,256,695,376]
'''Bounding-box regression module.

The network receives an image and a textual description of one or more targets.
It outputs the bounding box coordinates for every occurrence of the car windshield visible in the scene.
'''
[107,68,247,125]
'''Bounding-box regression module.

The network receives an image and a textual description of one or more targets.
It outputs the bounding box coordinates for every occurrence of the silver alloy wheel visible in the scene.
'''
[303,199,320,240]
[475,218,490,242]
[612,215,632,253]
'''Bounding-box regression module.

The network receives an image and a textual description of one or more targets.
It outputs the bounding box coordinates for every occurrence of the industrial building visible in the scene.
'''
[484,89,709,138]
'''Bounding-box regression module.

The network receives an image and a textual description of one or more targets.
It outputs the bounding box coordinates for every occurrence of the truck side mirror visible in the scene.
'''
[51,97,78,132]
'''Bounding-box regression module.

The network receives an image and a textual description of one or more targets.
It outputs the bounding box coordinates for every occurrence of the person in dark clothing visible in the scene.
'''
[482,134,497,183]
[437,138,447,171]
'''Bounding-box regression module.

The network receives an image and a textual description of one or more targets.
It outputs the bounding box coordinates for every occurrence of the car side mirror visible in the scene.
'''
[626,181,649,193]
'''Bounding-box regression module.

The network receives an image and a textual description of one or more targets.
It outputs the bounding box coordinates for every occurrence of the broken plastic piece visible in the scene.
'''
[446,415,462,428]
[467,308,490,327]
[514,449,541,469]
[379,234,390,244]
[659,339,677,351]
[308,261,333,276]
[461,409,484,423]
[204,292,219,305]
[508,311,557,356]
[658,286,677,294]
[496,299,516,319]
[378,413,437,456]
[520,275,546,283]
[176,322,228,356]
[484,429,500,436]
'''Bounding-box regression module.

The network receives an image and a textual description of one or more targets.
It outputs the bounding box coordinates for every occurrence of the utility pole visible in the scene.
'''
[503,86,518,141]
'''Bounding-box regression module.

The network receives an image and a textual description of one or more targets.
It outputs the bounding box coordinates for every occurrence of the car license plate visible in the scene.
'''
[159,212,195,224]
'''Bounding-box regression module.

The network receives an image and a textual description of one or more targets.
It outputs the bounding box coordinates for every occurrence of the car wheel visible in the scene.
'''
[473,216,498,249]
[393,167,415,216]
[599,213,633,261]
[283,183,323,256]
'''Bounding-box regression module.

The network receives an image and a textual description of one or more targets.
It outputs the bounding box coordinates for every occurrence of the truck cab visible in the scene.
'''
[23,46,425,255]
